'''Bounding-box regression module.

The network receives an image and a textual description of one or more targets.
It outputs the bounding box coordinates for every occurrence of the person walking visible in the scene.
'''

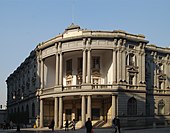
[50,119,55,131]
[65,119,69,131]
[113,117,121,133]
[71,119,76,130]
[85,118,92,133]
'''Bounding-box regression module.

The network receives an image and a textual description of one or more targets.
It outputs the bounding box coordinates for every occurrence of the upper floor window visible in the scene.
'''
[32,103,35,117]
[92,56,100,70]
[158,63,164,74]
[129,74,134,85]
[66,59,72,75]
[77,57,83,72]
[129,53,135,66]
[158,100,165,115]
[126,53,136,66]
[127,97,137,116]
[159,81,163,89]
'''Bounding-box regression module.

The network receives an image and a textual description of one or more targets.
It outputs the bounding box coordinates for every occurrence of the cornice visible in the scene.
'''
[37,27,149,50]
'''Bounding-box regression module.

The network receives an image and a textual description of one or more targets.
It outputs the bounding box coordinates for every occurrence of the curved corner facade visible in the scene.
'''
[6,24,170,128]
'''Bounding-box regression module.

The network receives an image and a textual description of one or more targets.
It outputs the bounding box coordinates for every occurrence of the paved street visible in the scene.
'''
[0,127,170,133]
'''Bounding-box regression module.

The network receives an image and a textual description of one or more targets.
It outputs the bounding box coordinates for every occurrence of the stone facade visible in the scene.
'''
[6,24,170,128]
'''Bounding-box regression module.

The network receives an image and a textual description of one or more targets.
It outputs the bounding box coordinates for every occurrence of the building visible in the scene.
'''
[6,24,170,128]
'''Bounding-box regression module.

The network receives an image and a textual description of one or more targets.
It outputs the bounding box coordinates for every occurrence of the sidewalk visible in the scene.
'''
[0,126,170,133]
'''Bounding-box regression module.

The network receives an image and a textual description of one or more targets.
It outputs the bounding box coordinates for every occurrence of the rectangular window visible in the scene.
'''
[92,56,100,69]
[129,75,134,85]
[77,57,83,71]
[65,109,72,121]
[66,59,72,75]
[159,81,163,89]
[92,108,100,120]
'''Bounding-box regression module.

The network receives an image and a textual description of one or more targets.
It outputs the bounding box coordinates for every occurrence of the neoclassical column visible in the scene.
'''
[40,99,44,128]
[81,95,86,126]
[119,51,122,82]
[141,52,145,83]
[138,52,142,83]
[121,40,126,82]
[58,97,63,128]
[37,52,41,88]
[154,62,157,88]
[112,95,116,119]
[87,49,91,83]
[55,51,59,86]
[87,95,91,119]
[122,51,126,81]
[165,62,169,87]
[117,50,120,82]
[112,49,117,83]
[82,49,86,83]
[117,39,122,82]
[59,53,63,85]
[40,59,44,89]
[54,97,59,128]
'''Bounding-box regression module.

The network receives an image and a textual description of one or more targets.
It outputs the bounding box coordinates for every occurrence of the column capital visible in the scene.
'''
[87,38,91,44]
[117,38,123,46]
[55,42,58,48]
[83,38,87,44]
[123,39,126,45]
[82,48,87,51]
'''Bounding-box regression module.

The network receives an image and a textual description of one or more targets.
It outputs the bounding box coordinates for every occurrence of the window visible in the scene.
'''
[32,103,35,117]
[127,97,137,115]
[129,74,134,85]
[126,53,136,66]
[77,57,83,71]
[159,81,163,89]
[66,59,72,75]
[129,53,135,66]
[92,56,100,69]
[158,63,163,74]
[66,80,72,86]
[92,108,100,120]
[65,109,72,121]
[158,100,165,115]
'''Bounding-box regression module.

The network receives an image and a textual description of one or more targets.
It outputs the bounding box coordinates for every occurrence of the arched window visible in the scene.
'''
[11,108,13,114]
[32,103,35,117]
[158,100,165,115]
[21,106,24,112]
[127,97,137,115]
[26,104,29,124]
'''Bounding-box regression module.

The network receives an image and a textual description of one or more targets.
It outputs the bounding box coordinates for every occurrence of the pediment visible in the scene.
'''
[128,67,138,73]
[158,74,166,80]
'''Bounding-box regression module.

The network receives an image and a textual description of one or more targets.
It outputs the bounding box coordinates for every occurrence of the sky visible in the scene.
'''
[0,0,170,108]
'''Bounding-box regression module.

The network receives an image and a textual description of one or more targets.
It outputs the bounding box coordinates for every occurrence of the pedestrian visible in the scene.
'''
[9,120,13,129]
[49,119,55,131]
[85,118,92,133]
[113,117,121,133]
[65,119,69,131]
[71,119,76,130]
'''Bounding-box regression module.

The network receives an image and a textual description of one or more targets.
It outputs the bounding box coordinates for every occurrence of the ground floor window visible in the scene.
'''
[92,108,100,120]
[76,109,81,121]
[127,97,137,116]
[65,109,72,121]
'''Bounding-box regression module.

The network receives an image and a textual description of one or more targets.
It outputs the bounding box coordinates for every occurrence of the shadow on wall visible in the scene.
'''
[7,49,41,128]
[117,85,169,128]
